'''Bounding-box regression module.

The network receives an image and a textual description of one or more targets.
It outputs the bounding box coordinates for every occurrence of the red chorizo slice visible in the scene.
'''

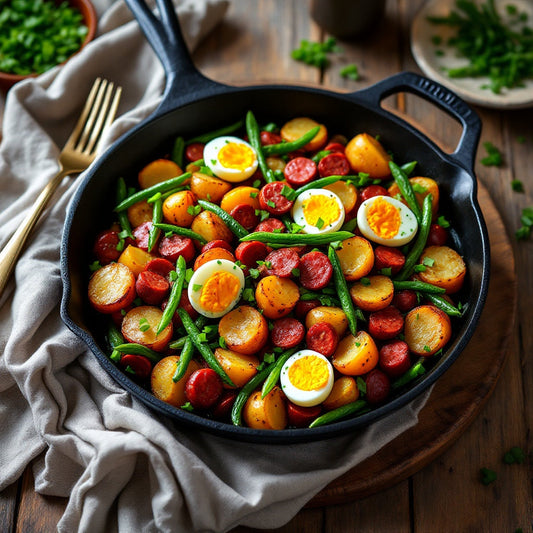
[254,217,286,233]
[283,157,317,186]
[201,239,234,254]
[133,221,153,251]
[374,245,406,275]
[185,368,223,409]
[211,390,238,420]
[427,223,448,246]
[235,241,269,268]
[136,270,170,305]
[158,235,195,263]
[324,141,345,154]
[365,369,391,405]
[306,321,338,357]
[299,251,333,290]
[259,181,294,215]
[93,230,121,265]
[392,289,418,312]
[260,131,282,145]
[287,402,322,428]
[317,152,350,177]
[185,142,205,162]
[229,203,259,231]
[294,299,321,319]
[271,317,305,348]
[379,340,411,378]
[264,248,300,278]
[368,305,404,340]
[119,354,152,380]
[145,258,175,278]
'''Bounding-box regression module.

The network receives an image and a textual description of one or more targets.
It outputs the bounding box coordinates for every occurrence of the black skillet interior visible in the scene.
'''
[60,0,490,443]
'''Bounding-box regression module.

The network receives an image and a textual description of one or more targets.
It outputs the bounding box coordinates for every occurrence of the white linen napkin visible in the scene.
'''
[0,2,430,532]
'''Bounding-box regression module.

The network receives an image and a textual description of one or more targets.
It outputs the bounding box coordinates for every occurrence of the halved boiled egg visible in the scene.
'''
[291,188,345,234]
[187,259,245,318]
[280,350,334,407]
[204,136,258,182]
[357,195,418,247]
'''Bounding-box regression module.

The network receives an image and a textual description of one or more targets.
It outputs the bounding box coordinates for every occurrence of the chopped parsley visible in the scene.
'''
[480,141,503,167]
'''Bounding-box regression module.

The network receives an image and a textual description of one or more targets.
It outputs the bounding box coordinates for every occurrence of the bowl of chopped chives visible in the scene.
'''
[0,0,97,91]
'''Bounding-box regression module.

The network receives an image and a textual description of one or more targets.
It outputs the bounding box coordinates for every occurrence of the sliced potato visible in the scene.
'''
[162,190,197,227]
[190,172,232,203]
[118,245,156,277]
[220,186,261,213]
[305,306,348,338]
[151,356,200,407]
[335,236,375,281]
[266,156,286,173]
[138,158,183,189]
[323,376,359,410]
[243,386,288,430]
[281,117,328,152]
[324,180,357,213]
[345,133,391,179]
[191,210,234,244]
[214,348,260,388]
[332,331,379,376]
[193,248,236,271]
[417,245,466,294]
[121,306,173,352]
[88,262,136,314]
[388,176,440,219]
[349,275,394,312]
[255,275,300,319]
[127,199,153,228]
[404,305,452,356]
[218,305,269,355]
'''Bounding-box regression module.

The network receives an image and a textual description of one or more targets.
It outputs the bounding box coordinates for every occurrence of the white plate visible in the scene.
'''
[411,0,533,109]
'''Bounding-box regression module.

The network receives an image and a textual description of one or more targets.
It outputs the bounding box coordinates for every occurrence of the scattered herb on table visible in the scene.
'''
[480,141,503,167]
[503,446,526,464]
[515,206,533,240]
[480,467,497,485]
[427,0,533,94]
[0,0,89,76]
[511,179,524,193]
[340,63,359,81]
[291,37,341,68]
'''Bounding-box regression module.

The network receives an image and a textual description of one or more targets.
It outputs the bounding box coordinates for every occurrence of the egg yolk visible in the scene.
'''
[288,355,330,391]
[218,142,255,171]
[303,195,340,228]
[367,197,401,239]
[199,271,241,313]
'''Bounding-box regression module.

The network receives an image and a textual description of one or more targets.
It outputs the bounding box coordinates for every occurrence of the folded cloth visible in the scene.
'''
[0,2,431,532]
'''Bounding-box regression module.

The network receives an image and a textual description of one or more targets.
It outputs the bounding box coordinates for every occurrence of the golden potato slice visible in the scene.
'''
[214,348,260,389]
[162,190,197,227]
[281,117,328,152]
[324,180,357,213]
[388,176,440,219]
[349,275,394,311]
[335,236,375,281]
[88,262,136,314]
[218,305,269,355]
[151,356,201,407]
[323,376,359,410]
[404,305,452,356]
[305,306,348,338]
[190,210,234,244]
[345,133,391,179]
[255,275,299,319]
[121,306,173,352]
[138,158,183,189]
[417,245,466,294]
[243,386,288,430]
[332,331,379,376]
[193,248,236,271]
[127,199,152,228]
[190,172,232,203]
[118,245,156,277]
[266,157,286,173]
[220,186,261,213]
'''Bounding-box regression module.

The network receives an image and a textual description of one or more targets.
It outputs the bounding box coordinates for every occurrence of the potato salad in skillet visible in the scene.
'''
[87,111,467,430]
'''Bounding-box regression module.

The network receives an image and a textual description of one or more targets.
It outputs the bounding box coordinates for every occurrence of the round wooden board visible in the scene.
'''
[308,181,516,506]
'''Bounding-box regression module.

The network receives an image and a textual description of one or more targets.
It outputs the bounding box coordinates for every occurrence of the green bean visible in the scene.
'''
[261,348,297,398]
[391,358,426,390]
[293,175,343,197]
[168,316,208,350]
[262,126,320,156]
[153,223,207,245]
[178,308,235,387]
[171,136,185,168]
[395,194,433,281]
[116,177,134,239]
[113,343,164,364]
[328,245,358,336]
[172,338,194,382]
[240,230,354,246]
[157,255,186,335]
[400,160,418,176]
[341,218,358,233]
[231,360,277,426]
[309,399,368,428]
[389,161,422,223]
[115,172,192,212]
[107,322,125,362]
[148,197,162,252]
[425,293,463,317]
[197,199,248,239]
[246,110,276,183]
[186,119,244,145]
[393,280,446,294]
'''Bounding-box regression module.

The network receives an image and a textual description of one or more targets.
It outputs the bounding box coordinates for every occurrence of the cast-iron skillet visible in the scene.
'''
[60,0,490,444]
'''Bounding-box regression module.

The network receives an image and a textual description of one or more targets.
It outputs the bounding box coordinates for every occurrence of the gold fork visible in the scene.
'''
[0,78,122,297]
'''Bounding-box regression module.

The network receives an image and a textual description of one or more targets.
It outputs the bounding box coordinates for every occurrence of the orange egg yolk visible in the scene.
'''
[199,271,241,313]
[367,197,401,239]
[218,142,255,170]
[288,355,329,391]
[303,195,340,228]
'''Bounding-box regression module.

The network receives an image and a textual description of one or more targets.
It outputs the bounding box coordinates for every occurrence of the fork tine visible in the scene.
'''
[76,78,108,152]
[83,81,114,155]
[64,77,102,149]
[97,85,122,150]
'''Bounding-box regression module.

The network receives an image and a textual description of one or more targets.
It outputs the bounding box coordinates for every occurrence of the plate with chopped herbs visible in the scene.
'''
[411,0,533,109]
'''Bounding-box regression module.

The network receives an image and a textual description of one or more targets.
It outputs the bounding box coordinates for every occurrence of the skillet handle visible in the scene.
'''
[352,71,481,173]
[124,0,227,113]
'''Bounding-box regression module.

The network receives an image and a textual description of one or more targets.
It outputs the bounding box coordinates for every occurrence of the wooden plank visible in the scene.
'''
[232,507,323,533]
[0,479,19,533]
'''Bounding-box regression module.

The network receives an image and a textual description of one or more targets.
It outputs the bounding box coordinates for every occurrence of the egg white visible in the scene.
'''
[280,350,334,407]
[291,188,345,234]
[187,259,245,318]
[357,195,418,247]
[204,136,258,182]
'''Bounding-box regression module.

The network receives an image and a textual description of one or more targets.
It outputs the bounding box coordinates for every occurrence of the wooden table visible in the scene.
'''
[2,1,532,531]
